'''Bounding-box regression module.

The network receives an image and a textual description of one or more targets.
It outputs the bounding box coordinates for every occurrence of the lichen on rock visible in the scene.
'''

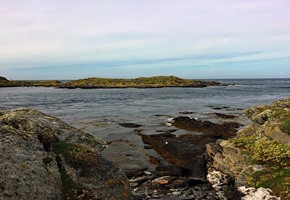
[0,108,134,200]
[206,98,290,199]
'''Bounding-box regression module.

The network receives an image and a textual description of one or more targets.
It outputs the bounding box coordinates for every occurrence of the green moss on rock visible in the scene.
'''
[52,141,100,169]
[57,158,98,200]
[281,114,290,135]
[211,99,290,199]
[231,135,290,167]
[248,168,290,199]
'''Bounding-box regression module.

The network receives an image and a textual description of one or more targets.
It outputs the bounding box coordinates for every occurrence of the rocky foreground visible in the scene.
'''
[207,99,290,199]
[0,108,134,200]
[0,75,225,88]
[0,99,289,200]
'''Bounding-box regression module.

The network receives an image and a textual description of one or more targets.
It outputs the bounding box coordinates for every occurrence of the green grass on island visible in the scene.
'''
[0,76,60,87]
[0,75,225,88]
[59,76,225,88]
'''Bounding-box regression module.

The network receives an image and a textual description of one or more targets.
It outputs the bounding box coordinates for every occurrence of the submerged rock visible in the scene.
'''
[213,113,237,119]
[0,108,134,200]
[119,122,143,128]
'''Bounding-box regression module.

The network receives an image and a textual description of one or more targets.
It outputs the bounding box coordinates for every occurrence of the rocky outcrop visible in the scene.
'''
[206,98,290,199]
[140,132,215,179]
[171,116,242,139]
[0,108,134,200]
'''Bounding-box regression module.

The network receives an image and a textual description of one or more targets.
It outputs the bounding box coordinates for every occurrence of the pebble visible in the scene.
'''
[172,191,182,196]
[144,171,152,175]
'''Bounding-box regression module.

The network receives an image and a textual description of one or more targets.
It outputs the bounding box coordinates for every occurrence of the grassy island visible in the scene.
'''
[0,75,225,88]
[59,76,225,88]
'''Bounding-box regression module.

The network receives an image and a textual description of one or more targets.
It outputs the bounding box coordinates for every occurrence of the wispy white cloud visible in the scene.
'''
[0,0,290,79]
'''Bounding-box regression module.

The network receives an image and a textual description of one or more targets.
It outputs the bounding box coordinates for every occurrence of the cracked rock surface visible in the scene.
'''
[0,108,134,200]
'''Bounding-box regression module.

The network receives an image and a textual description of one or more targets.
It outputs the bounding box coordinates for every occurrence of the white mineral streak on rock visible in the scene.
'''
[238,186,281,200]
[207,170,228,200]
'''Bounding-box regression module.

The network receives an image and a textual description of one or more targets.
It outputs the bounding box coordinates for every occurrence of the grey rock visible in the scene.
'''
[0,108,134,200]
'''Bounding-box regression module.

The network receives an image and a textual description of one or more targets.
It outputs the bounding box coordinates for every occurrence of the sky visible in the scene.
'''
[0,0,290,80]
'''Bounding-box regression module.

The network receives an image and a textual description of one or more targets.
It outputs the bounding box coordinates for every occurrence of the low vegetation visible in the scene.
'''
[59,76,224,88]
[52,141,100,169]
[280,114,290,136]
[0,76,60,87]
[231,135,290,199]
[231,136,290,167]
[0,75,225,88]
[58,165,96,200]
[229,99,290,199]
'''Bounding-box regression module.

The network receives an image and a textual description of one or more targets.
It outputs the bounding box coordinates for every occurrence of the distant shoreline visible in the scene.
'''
[0,75,227,88]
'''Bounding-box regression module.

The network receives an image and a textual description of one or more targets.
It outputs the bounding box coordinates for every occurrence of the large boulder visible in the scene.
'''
[0,108,134,200]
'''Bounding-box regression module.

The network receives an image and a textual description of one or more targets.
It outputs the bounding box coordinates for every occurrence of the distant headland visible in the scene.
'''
[0,76,60,87]
[0,75,226,88]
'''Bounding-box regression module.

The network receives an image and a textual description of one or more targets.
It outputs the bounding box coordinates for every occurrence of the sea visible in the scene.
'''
[1,79,290,138]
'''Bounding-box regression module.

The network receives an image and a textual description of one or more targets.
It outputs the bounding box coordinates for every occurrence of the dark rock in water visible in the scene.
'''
[171,116,241,139]
[212,107,223,110]
[141,132,216,179]
[179,111,194,114]
[0,108,134,200]
[208,106,230,110]
[134,116,244,198]
[119,122,142,128]
[214,113,237,119]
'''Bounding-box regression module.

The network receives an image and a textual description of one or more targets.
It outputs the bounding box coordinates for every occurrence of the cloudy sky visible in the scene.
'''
[1,0,290,80]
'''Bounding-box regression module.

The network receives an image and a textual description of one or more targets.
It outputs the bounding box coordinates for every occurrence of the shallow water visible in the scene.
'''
[1,79,290,135]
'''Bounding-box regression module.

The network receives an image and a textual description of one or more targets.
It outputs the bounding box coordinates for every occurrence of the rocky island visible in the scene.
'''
[58,76,226,88]
[0,75,225,88]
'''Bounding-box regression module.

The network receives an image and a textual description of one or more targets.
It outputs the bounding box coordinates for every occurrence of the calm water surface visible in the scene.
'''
[1,79,290,131]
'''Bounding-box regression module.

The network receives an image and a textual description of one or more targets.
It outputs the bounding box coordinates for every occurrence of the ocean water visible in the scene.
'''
[0,79,290,134]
